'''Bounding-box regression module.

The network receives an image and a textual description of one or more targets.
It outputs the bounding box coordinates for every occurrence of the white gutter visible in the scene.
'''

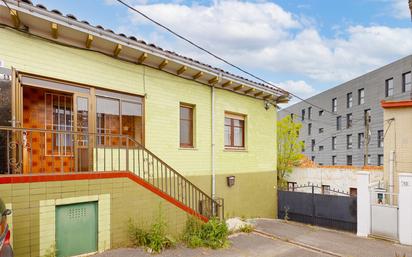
[1,0,285,97]
[211,85,216,202]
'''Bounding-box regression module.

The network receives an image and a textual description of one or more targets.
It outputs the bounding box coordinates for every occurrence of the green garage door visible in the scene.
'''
[56,202,98,257]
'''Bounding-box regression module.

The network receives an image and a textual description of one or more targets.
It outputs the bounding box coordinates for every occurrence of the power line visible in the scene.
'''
[115,0,343,117]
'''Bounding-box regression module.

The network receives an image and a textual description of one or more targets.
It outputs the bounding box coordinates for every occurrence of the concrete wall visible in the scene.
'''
[287,167,383,194]
[383,106,412,193]
[0,27,278,218]
[278,55,412,166]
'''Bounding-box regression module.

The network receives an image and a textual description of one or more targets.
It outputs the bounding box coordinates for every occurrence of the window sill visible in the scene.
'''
[224,147,247,152]
[179,147,197,151]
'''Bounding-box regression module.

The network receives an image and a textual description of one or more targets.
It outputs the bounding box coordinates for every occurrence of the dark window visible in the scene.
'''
[332,155,337,165]
[403,72,411,92]
[347,92,353,108]
[322,185,330,195]
[378,154,384,166]
[347,134,352,149]
[358,88,365,105]
[319,145,324,151]
[364,154,371,166]
[311,139,315,151]
[290,113,294,120]
[350,188,357,197]
[332,136,337,150]
[301,109,305,121]
[385,78,394,97]
[347,155,353,166]
[346,113,352,129]
[319,110,324,116]
[311,156,315,162]
[319,128,324,134]
[308,107,312,120]
[224,113,245,148]
[308,123,312,135]
[378,130,384,148]
[336,116,342,130]
[180,105,194,148]
[302,141,305,152]
[332,98,337,112]
[358,133,364,149]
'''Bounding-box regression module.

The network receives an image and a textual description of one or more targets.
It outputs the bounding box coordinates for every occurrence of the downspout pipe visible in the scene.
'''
[211,85,216,201]
[389,150,395,205]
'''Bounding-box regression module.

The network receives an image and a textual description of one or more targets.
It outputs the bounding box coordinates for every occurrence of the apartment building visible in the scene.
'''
[279,55,412,166]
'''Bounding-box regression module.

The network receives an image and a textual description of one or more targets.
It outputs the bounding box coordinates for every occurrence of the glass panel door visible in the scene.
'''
[75,95,91,171]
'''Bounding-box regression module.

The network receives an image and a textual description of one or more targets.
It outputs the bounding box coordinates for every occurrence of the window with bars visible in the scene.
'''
[180,104,194,148]
[224,113,245,148]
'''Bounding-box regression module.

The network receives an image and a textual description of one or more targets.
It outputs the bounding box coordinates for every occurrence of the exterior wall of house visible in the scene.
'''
[0,26,277,220]
[383,105,412,193]
[0,175,188,257]
[278,55,412,167]
[287,167,383,194]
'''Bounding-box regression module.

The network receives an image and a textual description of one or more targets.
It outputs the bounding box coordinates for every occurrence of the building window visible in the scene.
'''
[288,182,297,191]
[311,156,315,162]
[301,109,305,121]
[350,188,357,197]
[290,113,294,120]
[319,128,324,134]
[308,123,312,135]
[308,107,312,120]
[364,154,371,166]
[322,185,330,195]
[358,88,364,105]
[347,134,352,149]
[311,139,315,152]
[332,136,336,150]
[378,154,384,166]
[358,133,364,149]
[346,113,352,129]
[336,116,342,130]
[224,113,245,148]
[319,145,324,151]
[319,110,324,116]
[377,130,384,148]
[302,141,305,152]
[347,92,352,108]
[385,78,394,97]
[180,104,194,148]
[332,155,337,165]
[364,109,371,125]
[332,98,337,112]
[403,72,411,92]
[347,155,352,166]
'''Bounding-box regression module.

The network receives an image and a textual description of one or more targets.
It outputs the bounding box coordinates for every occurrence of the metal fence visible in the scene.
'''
[278,185,357,233]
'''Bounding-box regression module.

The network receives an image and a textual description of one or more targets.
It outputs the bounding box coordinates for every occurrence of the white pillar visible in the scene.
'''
[398,173,412,245]
[357,171,371,237]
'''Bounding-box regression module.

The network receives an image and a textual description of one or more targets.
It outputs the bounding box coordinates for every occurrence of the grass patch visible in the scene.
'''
[182,216,229,249]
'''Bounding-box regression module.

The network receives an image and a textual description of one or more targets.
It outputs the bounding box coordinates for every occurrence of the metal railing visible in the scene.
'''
[0,126,223,219]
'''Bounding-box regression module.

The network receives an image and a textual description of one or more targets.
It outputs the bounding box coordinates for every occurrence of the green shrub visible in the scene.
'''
[239,224,254,233]
[182,216,229,249]
[128,208,175,253]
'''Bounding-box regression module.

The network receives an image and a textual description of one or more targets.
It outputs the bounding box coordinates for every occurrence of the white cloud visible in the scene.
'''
[389,0,410,19]
[120,0,412,86]
[277,80,318,106]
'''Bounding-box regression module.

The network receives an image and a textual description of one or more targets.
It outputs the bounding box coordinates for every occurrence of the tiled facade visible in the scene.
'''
[279,55,412,166]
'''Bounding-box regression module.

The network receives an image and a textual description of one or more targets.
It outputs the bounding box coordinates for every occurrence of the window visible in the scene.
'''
[301,109,305,121]
[290,113,294,120]
[224,113,245,148]
[347,134,352,149]
[319,145,324,151]
[346,113,352,129]
[364,109,371,125]
[311,139,315,151]
[308,123,312,135]
[378,154,384,166]
[332,136,337,150]
[332,98,337,112]
[302,141,305,152]
[347,155,353,166]
[350,188,357,197]
[311,156,315,162]
[96,94,144,146]
[336,116,342,130]
[364,154,371,166]
[319,128,324,134]
[358,133,364,149]
[385,78,394,97]
[378,130,384,148]
[288,182,297,191]
[358,88,364,105]
[332,155,337,165]
[322,185,330,195]
[403,72,411,92]
[347,92,353,108]
[180,104,194,148]
[319,110,324,116]
[308,107,312,120]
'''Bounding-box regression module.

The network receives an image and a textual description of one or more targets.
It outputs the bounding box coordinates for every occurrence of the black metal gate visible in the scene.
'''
[278,185,357,233]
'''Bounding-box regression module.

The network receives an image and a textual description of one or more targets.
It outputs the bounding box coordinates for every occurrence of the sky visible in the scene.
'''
[32,0,412,105]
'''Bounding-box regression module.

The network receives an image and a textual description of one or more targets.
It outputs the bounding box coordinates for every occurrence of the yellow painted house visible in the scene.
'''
[0,0,288,256]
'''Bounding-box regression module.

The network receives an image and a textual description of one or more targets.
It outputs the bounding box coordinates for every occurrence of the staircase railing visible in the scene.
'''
[0,126,223,219]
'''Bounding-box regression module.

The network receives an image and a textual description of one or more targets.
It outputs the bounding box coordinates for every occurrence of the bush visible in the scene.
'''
[128,208,175,253]
[182,216,229,249]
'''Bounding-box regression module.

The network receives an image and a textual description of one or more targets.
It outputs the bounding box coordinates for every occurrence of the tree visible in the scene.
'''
[277,115,304,189]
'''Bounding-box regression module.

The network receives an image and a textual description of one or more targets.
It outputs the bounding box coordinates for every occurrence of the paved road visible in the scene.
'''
[95,219,412,257]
